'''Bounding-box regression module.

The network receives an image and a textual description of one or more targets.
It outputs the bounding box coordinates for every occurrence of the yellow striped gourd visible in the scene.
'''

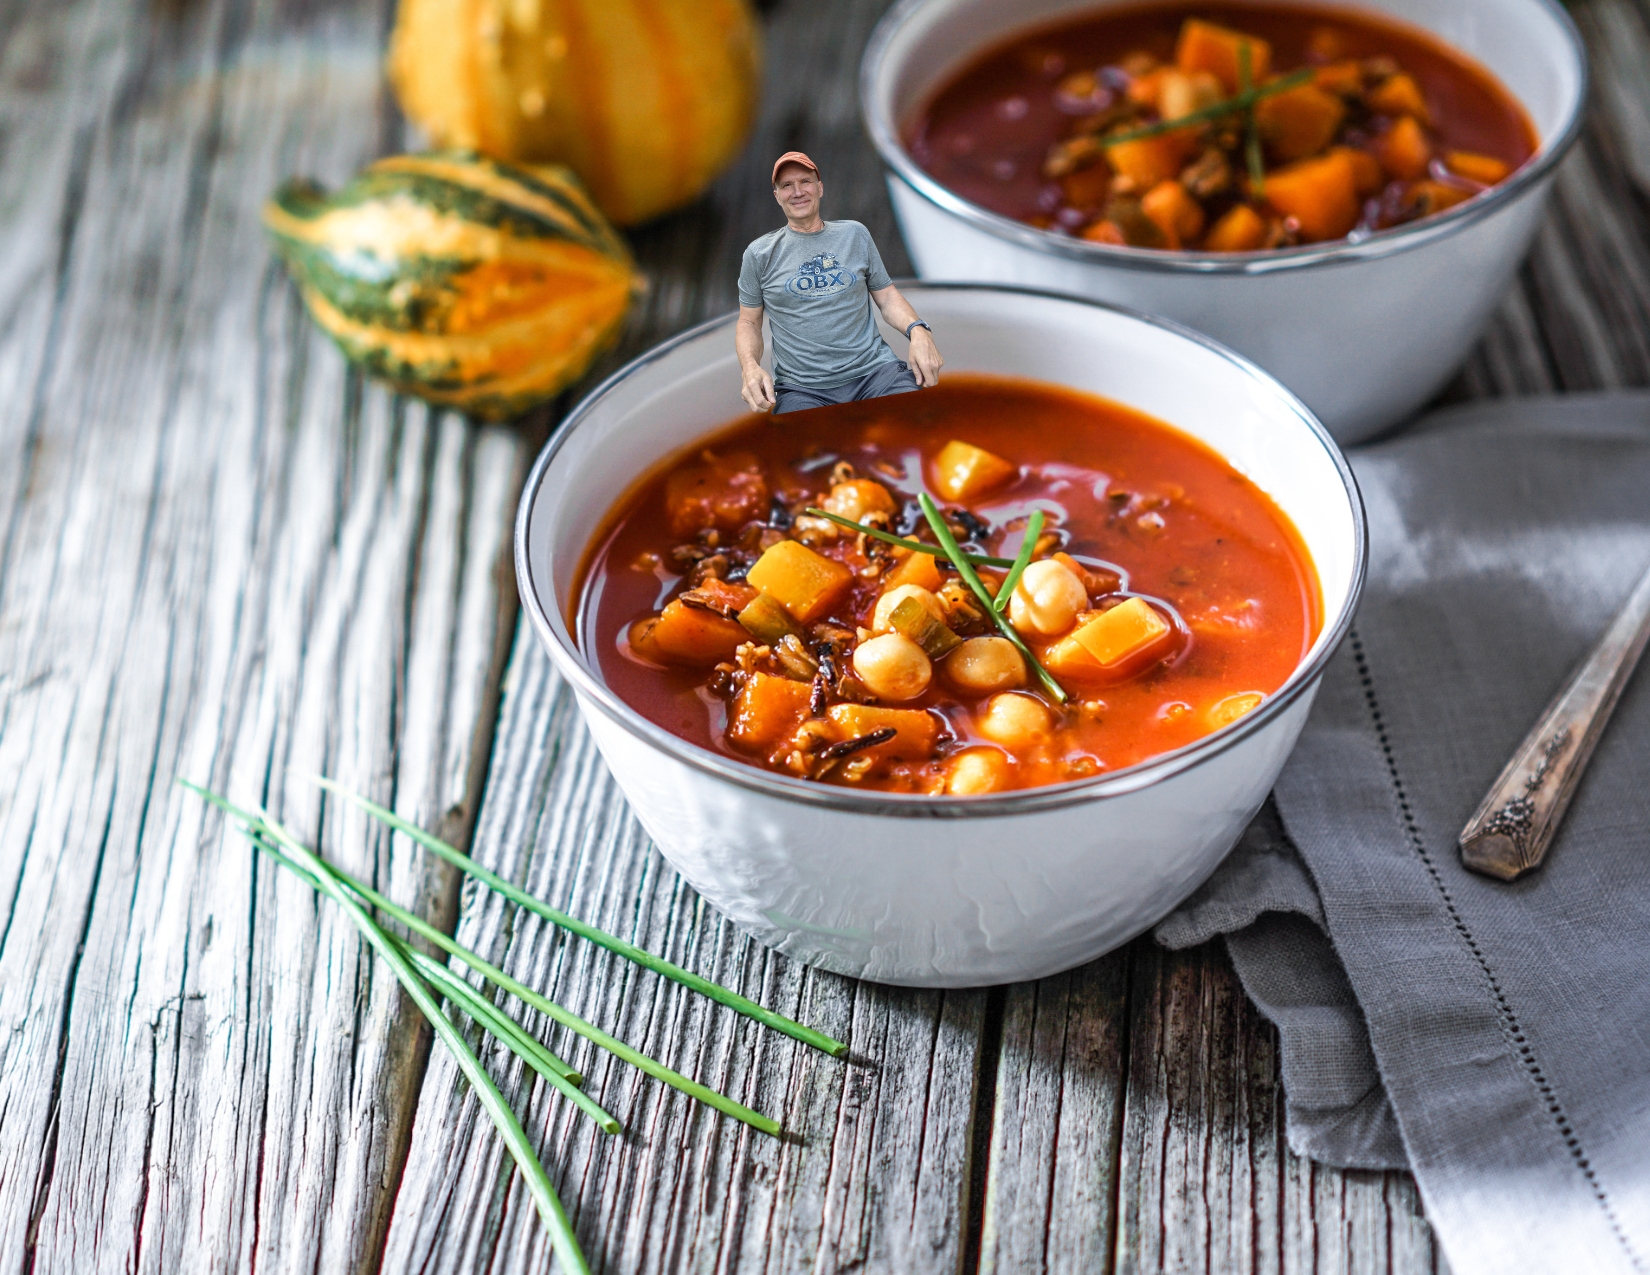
[387,0,761,226]
[263,151,638,420]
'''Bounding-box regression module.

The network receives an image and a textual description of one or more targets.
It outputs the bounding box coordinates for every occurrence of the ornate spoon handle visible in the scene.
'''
[1460,559,1650,881]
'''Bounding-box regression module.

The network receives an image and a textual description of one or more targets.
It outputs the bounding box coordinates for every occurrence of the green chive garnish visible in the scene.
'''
[993,510,1044,615]
[314,777,846,1060]
[180,786,591,1275]
[803,506,1015,568]
[1098,66,1313,150]
[917,492,1068,704]
[1240,42,1267,199]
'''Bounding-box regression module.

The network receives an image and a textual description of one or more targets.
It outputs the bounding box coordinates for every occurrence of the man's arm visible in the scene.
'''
[870,284,944,388]
[736,305,776,412]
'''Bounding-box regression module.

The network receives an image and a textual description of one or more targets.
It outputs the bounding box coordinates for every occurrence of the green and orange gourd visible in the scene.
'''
[262,151,639,419]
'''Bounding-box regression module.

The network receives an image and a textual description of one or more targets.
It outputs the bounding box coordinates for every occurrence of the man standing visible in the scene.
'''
[736,152,944,414]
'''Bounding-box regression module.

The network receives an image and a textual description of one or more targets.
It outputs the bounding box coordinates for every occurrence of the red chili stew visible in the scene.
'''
[575,376,1321,795]
[908,3,1537,250]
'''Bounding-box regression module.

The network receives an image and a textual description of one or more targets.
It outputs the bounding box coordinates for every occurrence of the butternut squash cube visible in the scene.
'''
[1141,180,1205,248]
[1176,19,1271,94]
[1366,72,1430,124]
[746,539,852,624]
[1313,60,1363,96]
[1044,633,1107,680]
[1445,150,1511,185]
[1106,130,1199,190]
[884,549,944,593]
[645,599,748,666]
[1203,203,1268,253]
[1376,115,1431,182]
[1071,597,1172,668]
[1256,84,1346,163]
[728,673,814,755]
[1333,145,1386,197]
[826,704,939,761]
[1264,150,1360,242]
[932,439,1018,502]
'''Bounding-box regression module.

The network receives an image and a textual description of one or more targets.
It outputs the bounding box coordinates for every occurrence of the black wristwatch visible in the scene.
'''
[904,319,932,340]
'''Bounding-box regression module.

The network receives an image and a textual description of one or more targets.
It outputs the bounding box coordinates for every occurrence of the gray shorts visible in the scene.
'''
[773,360,920,415]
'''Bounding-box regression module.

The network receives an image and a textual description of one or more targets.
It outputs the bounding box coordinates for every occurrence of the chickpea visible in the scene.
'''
[946,748,1011,795]
[1009,559,1089,637]
[823,478,897,525]
[872,584,945,634]
[944,637,1026,695]
[979,692,1053,749]
[852,633,932,701]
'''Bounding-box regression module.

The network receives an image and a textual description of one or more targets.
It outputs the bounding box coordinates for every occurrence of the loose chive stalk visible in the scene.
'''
[1098,66,1314,150]
[314,777,847,1061]
[1240,42,1267,199]
[245,827,593,1096]
[993,510,1044,616]
[918,492,1068,704]
[803,506,1014,568]
[212,793,783,1137]
[397,941,621,1135]
[179,784,590,1275]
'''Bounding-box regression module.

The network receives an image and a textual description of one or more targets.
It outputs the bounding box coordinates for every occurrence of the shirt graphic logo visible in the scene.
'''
[784,253,852,297]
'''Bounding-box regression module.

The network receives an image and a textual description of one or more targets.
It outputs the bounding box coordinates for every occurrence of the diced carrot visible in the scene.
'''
[1366,72,1430,123]
[1445,150,1512,185]
[1264,149,1360,242]
[1061,163,1111,208]
[932,439,1017,502]
[1106,130,1199,190]
[826,704,939,760]
[1175,18,1272,94]
[728,672,814,755]
[1313,60,1363,96]
[1406,180,1473,216]
[1141,180,1205,249]
[1376,114,1431,181]
[1081,219,1127,245]
[885,549,944,593]
[1256,83,1346,163]
[645,599,749,666]
[1071,597,1172,668]
[746,539,852,624]
[1333,145,1386,197]
[664,451,769,537]
[1203,203,1268,252]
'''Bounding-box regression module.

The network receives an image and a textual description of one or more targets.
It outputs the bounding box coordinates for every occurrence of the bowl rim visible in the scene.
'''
[515,282,1368,819]
[858,0,1588,276]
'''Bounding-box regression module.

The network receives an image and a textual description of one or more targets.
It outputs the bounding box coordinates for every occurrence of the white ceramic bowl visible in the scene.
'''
[861,0,1587,445]
[516,285,1365,987]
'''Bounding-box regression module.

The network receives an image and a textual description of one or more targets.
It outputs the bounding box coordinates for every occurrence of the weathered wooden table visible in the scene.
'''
[4,0,1649,1269]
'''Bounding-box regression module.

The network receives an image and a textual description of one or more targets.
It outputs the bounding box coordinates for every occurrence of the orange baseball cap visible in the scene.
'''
[771,151,821,184]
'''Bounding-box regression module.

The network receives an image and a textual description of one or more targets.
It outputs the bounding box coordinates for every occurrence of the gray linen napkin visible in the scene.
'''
[1155,392,1650,1275]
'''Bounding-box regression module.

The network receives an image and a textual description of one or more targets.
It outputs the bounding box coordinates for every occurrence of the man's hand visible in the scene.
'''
[907,326,943,388]
[870,284,943,389]
[741,363,777,412]
[735,303,776,413]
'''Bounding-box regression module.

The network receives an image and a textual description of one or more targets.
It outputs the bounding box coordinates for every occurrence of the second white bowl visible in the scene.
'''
[861,0,1587,444]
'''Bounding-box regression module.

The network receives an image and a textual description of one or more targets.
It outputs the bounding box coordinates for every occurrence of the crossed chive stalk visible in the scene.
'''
[181,777,845,1275]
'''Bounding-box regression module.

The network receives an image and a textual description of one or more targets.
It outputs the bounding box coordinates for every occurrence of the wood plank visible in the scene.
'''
[0,0,522,1270]
[381,642,987,1274]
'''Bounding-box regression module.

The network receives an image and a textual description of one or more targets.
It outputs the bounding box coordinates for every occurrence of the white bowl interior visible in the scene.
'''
[872,0,1583,157]
[526,287,1359,706]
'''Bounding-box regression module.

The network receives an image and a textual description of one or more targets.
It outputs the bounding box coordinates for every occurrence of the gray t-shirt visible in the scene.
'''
[737,220,897,389]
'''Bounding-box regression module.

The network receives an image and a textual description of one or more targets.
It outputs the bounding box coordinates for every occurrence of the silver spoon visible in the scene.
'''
[1459,558,1650,881]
